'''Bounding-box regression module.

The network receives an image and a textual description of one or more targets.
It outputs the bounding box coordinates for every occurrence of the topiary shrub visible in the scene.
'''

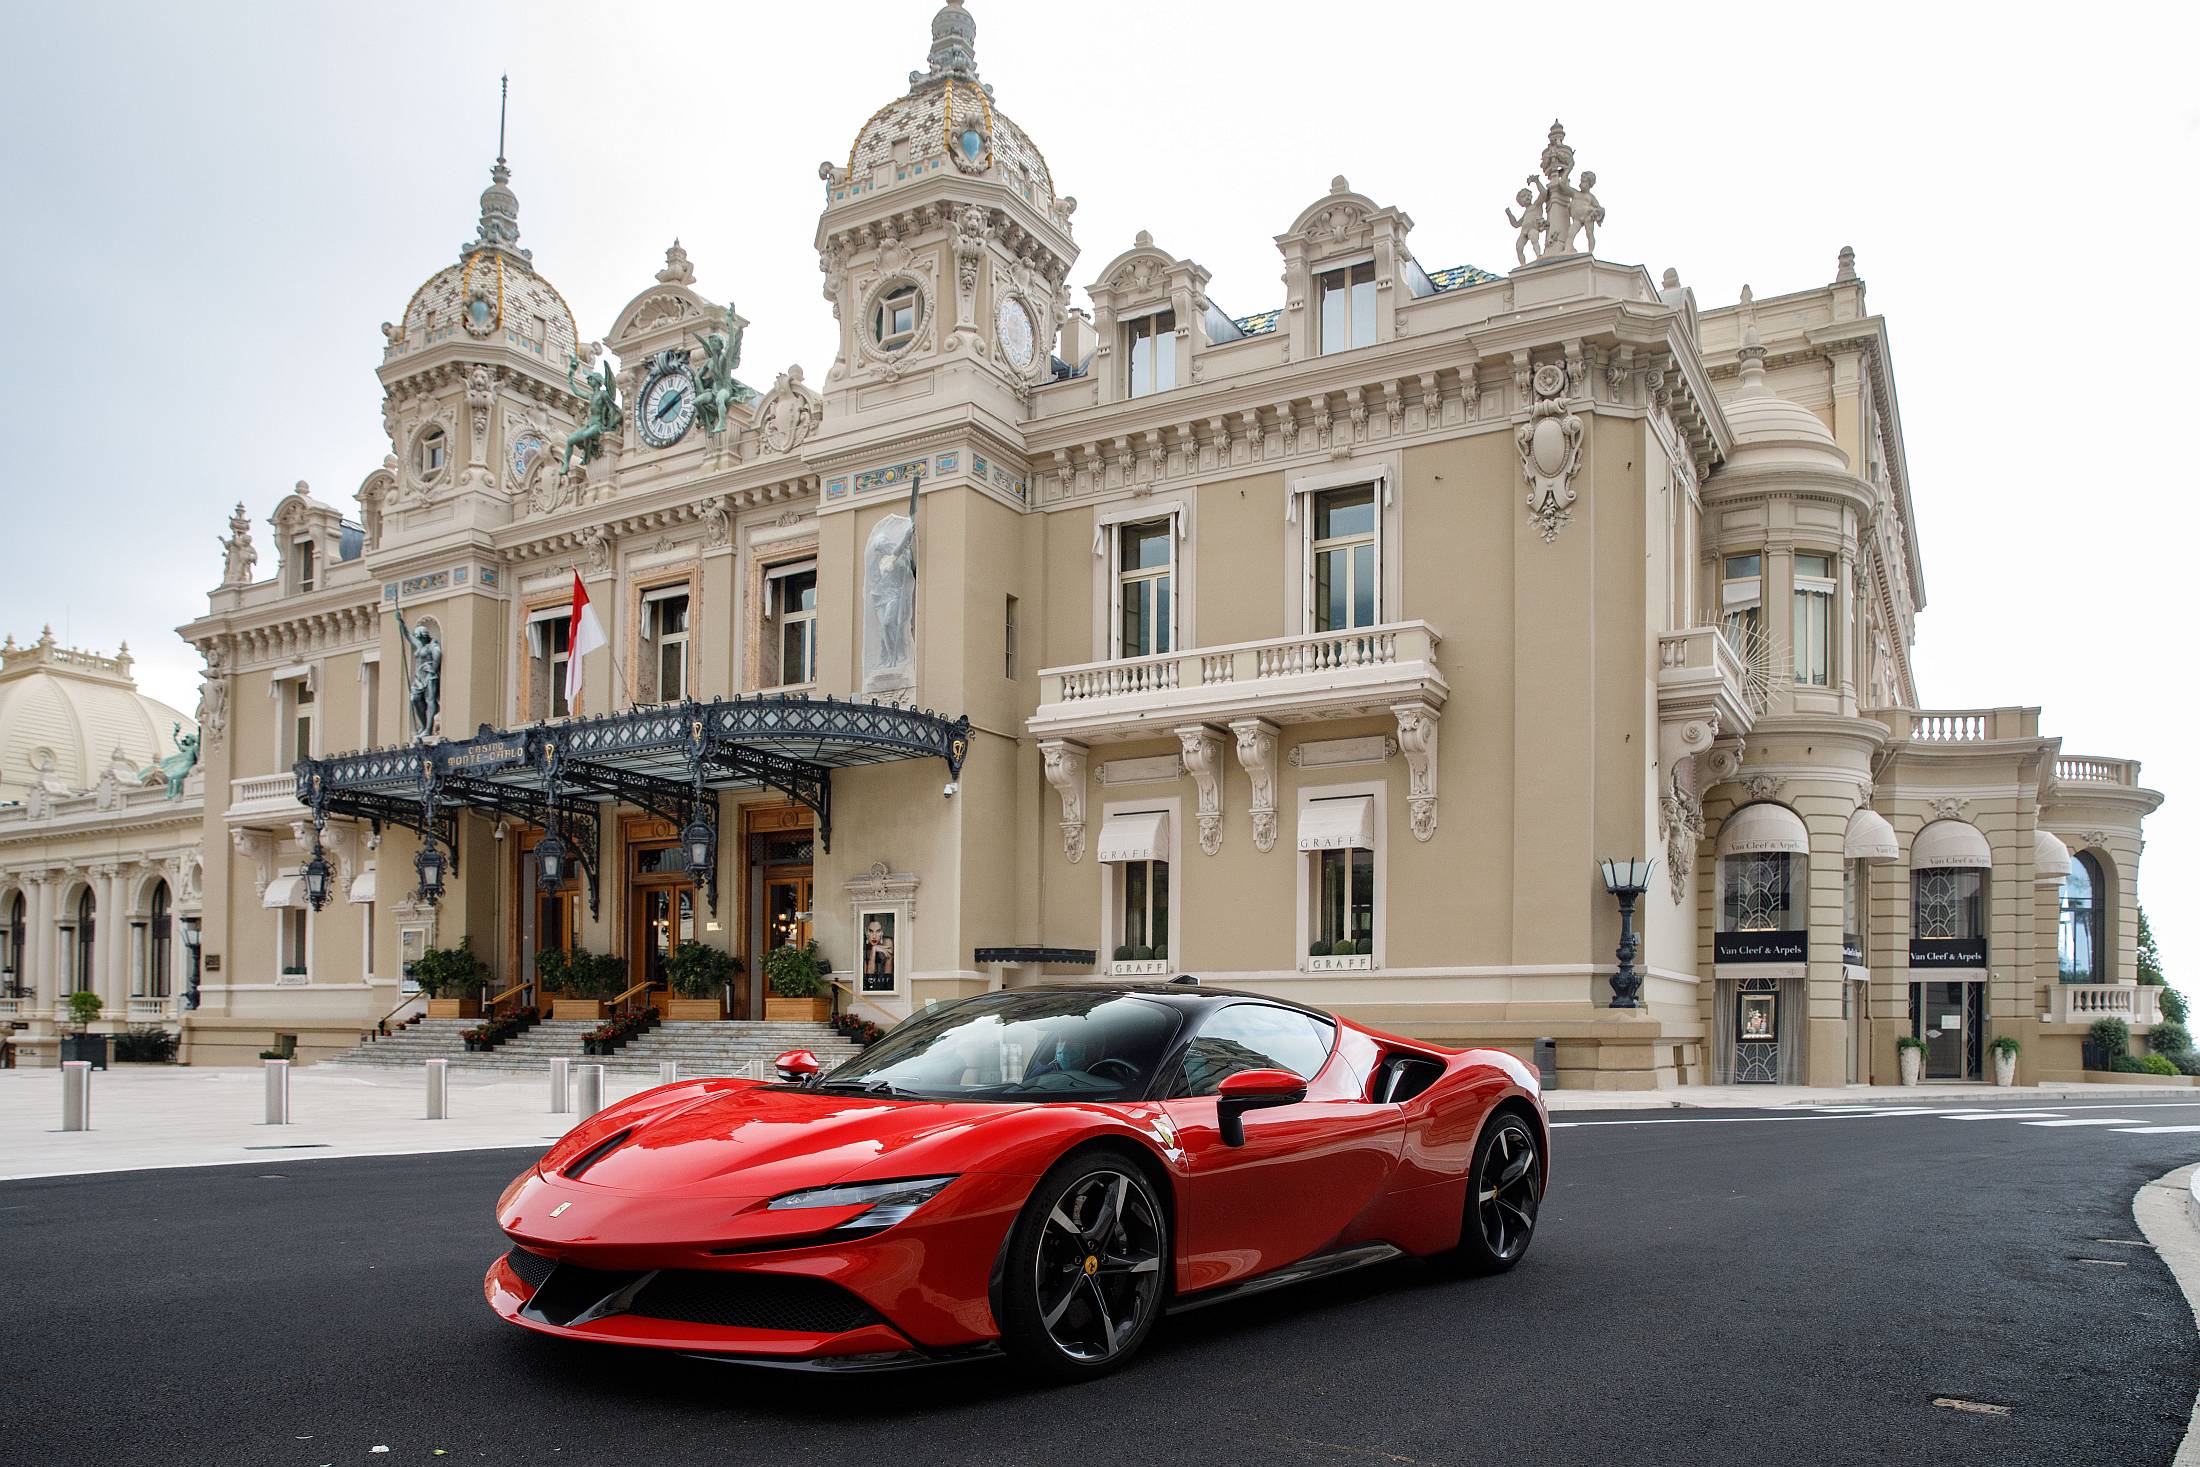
[664,941,738,999]
[411,937,489,999]
[2088,1016,2132,1063]
[2150,1021,2193,1057]
[533,947,569,995]
[1133,945,1155,961]
[1113,944,1132,962]
[764,942,826,998]
[1309,941,1332,958]
[66,990,103,1031]
[1352,938,1373,956]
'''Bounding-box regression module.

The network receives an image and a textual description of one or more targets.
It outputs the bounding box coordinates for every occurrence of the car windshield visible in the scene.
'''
[814,990,1184,1103]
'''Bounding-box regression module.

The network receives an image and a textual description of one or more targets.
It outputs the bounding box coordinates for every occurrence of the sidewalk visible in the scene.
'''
[1544,1081,2200,1111]
[0,1063,660,1182]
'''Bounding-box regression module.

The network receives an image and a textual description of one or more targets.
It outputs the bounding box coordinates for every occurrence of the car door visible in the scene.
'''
[1159,1003,1404,1293]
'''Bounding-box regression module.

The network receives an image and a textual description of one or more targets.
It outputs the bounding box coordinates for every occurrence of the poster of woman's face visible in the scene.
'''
[862,912,897,993]
[1738,992,1776,1042]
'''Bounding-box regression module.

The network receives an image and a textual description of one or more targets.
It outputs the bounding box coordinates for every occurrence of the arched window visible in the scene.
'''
[74,888,97,995]
[2059,852,2103,982]
[3,891,24,994]
[1715,803,1810,964]
[149,882,172,1000]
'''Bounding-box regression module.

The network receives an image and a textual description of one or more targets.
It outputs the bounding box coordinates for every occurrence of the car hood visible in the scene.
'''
[547,1082,1039,1199]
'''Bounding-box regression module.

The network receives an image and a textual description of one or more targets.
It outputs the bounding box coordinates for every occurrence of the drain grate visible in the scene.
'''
[1933,1398,2013,1417]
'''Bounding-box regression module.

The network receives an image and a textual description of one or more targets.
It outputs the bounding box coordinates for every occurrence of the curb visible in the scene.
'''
[2134,1164,2200,1467]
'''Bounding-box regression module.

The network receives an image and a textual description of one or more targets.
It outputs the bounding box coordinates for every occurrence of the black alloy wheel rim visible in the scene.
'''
[1476,1120,1541,1261]
[1034,1168,1165,1362]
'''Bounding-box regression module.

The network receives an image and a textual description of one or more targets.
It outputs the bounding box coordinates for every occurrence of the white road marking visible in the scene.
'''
[2024,1118,2143,1128]
[1552,1100,2200,1129]
[1940,1112,2066,1121]
[2111,1125,2200,1135]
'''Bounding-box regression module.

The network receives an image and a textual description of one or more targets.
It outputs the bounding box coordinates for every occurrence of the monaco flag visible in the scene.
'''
[566,571,607,711]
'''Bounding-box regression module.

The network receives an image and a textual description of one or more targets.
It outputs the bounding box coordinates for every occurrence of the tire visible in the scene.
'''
[1442,1108,1544,1275]
[998,1147,1170,1381]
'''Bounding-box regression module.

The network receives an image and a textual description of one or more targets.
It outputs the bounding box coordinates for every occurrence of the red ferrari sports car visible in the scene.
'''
[485,981,1548,1379]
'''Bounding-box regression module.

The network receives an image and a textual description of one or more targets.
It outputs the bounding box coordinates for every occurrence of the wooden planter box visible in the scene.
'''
[666,998,724,1021]
[426,998,481,1019]
[550,998,605,1022]
[765,996,832,1023]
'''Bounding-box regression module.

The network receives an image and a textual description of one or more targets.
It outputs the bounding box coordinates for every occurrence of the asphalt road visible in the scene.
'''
[7,1098,2199,1467]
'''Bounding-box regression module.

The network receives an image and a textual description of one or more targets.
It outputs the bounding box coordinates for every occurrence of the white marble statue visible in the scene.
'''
[861,513,917,695]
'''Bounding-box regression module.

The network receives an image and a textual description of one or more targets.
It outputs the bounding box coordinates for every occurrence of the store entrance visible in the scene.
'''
[743,805,815,1017]
[1915,980,1983,1080]
[626,820,697,1011]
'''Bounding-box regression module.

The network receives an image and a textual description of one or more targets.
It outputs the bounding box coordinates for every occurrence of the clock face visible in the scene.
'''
[639,366,697,447]
[996,296,1036,371]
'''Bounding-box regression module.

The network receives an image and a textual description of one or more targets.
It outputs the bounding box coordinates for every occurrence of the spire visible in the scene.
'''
[1735,285,1770,394]
[465,74,530,263]
[910,0,984,92]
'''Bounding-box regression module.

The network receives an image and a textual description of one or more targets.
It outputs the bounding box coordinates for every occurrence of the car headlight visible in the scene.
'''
[765,1175,958,1232]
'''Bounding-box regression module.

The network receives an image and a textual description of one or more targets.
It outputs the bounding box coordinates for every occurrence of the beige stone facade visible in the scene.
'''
[145,2,2161,1083]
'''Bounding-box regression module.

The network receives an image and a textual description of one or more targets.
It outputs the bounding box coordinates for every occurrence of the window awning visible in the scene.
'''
[1096,810,1170,864]
[1913,819,1993,870]
[262,875,307,910]
[348,868,377,905]
[1298,795,1376,852]
[2033,828,2072,882]
[1718,802,1808,857]
[1844,808,1899,865]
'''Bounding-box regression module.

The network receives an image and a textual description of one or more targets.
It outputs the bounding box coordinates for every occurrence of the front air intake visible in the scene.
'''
[561,1128,634,1180]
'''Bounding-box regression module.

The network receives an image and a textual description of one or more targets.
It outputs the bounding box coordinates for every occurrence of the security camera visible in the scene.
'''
[943,780,960,798]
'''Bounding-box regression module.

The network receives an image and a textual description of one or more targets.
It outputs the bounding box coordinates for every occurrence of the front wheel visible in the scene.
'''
[998,1148,1169,1380]
[1443,1110,1543,1275]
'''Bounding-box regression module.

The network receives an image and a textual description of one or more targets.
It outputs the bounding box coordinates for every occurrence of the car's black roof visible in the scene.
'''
[1022,979,1337,1024]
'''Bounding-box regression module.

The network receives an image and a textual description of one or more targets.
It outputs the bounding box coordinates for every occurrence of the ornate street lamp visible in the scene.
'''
[414,841,447,906]
[534,830,568,891]
[681,813,716,888]
[1598,857,1656,1009]
[302,840,334,912]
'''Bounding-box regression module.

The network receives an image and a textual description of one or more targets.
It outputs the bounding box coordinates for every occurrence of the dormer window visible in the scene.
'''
[296,540,317,593]
[1125,311,1177,399]
[872,284,923,352]
[1318,261,1376,354]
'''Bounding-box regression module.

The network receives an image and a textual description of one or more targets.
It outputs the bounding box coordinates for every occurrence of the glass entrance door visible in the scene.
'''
[764,875,813,959]
[635,886,694,992]
[1922,980,1973,1080]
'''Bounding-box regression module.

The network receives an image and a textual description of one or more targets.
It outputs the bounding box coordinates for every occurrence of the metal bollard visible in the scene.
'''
[577,1064,604,1120]
[61,1060,91,1131]
[263,1058,291,1125]
[549,1057,571,1114]
[657,1060,679,1086]
[425,1058,449,1120]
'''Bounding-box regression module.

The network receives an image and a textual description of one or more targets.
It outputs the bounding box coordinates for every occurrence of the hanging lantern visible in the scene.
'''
[414,842,447,905]
[535,831,568,890]
[302,841,333,912]
[681,815,716,886]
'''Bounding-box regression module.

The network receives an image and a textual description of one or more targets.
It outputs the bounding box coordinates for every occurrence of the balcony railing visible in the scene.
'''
[2053,983,2162,1027]
[227,771,308,828]
[2053,756,2142,787]
[1031,620,1447,740]
[126,997,174,1021]
[1877,706,2041,743]
[1655,624,1756,745]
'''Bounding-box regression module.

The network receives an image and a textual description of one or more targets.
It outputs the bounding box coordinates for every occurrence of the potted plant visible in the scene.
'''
[413,937,489,1019]
[1896,1033,1928,1086]
[547,949,624,1023]
[764,941,830,1022]
[534,948,569,1018]
[2084,1015,2132,1072]
[60,991,108,1068]
[664,942,739,1021]
[1990,1034,2020,1087]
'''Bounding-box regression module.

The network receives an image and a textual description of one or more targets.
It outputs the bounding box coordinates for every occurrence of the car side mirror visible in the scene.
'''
[1216,1068,1307,1146]
[774,1048,822,1084]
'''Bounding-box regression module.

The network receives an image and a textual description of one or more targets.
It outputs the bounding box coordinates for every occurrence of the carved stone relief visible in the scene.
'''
[1175,725,1226,857]
[1392,702,1441,841]
[1517,358,1584,543]
[1229,719,1280,853]
[1039,740,1089,863]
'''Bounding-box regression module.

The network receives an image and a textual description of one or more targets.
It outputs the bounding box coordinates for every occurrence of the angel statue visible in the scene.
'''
[692,306,750,437]
[139,723,201,800]
[394,605,442,740]
[562,351,623,471]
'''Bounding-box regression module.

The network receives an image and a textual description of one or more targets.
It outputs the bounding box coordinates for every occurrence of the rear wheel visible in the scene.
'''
[998,1148,1169,1380]
[1444,1110,1543,1275]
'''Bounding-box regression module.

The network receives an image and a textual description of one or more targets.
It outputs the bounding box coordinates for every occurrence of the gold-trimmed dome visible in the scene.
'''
[383,156,580,367]
[0,630,193,804]
[830,2,1057,213]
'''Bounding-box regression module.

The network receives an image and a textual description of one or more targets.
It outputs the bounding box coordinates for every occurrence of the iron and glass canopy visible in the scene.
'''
[295,695,972,918]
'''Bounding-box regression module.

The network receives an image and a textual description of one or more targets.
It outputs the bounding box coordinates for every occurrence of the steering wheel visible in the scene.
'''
[1088,1056,1140,1083]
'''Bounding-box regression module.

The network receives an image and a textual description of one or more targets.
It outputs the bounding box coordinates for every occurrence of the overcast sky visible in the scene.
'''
[3,1,2194,978]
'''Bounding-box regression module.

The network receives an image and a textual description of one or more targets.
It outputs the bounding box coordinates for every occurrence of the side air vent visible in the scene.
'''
[562,1128,634,1180]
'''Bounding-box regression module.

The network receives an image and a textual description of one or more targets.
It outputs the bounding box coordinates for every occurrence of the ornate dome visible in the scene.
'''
[383,157,580,368]
[831,1,1057,214]
[1720,296,1847,471]
[0,630,194,804]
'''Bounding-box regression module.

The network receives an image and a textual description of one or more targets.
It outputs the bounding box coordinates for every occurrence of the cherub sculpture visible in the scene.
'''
[139,723,201,799]
[562,351,622,471]
[692,306,749,437]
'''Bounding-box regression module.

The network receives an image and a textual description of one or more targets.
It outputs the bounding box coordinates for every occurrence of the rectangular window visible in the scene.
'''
[1793,552,1834,687]
[1310,486,1380,631]
[290,681,315,764]
[1114,520,1174,659]
[1842,860,1866,965]
[1004,594,1019,681]
[1316,847,1375,952]
[297,540,317,593]
[363,901,377,979]
[637,588,691,705]
[282,907,308,975]
[1721,552,1762,650]
[526,611,573,721]
[1912,869,1983,941]
[1125,311,1177,399]
[1119,859,1170,958]
[1318,261,1376,354]
[763,561,819,688]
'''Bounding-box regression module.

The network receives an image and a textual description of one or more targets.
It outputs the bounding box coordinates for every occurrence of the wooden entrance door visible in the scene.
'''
[742,806,815,1016]
[627,821,697,1008]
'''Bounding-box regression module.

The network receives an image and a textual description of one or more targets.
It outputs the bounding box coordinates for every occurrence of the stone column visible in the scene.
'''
[24,874,50,1010]
[102,866,129,1017]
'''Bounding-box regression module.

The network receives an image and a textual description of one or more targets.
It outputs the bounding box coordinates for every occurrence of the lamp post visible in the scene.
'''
[1598,857,1655,1009]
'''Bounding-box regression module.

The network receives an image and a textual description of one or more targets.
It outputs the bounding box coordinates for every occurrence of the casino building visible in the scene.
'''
[154,1,2161,1084]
